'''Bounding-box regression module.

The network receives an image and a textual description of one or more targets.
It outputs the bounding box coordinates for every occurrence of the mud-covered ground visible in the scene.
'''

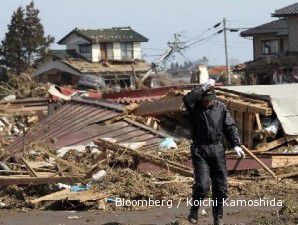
[0,199,282,225]
[0,195,297,225]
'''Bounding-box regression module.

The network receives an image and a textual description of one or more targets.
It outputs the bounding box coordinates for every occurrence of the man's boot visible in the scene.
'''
[188,206,199,224]
[213,205,224,225]
[214,217,224,225]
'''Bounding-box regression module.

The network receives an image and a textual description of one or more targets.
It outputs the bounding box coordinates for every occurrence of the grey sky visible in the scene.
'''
[1,0,297,65]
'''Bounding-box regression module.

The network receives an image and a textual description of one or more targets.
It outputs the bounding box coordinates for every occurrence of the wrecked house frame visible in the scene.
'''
[33,27,151,90]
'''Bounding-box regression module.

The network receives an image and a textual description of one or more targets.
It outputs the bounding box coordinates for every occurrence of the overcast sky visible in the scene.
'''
[1,0,297,65]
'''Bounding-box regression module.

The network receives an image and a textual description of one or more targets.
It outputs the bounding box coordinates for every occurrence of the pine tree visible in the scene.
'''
[0,1,54,75]
[0,7,27,74]
[23,1,54,64]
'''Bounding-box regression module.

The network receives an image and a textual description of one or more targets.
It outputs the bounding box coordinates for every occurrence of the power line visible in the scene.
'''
[183,22,222,44]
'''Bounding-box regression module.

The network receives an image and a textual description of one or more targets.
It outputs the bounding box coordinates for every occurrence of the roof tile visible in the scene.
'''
[240,19,288,37]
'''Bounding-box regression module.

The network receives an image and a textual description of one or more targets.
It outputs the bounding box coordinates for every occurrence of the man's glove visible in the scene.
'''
[202,79,215,91]
[234,146,245,158]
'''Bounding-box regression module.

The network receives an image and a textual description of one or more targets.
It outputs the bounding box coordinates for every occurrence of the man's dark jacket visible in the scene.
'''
[183,86,241,147]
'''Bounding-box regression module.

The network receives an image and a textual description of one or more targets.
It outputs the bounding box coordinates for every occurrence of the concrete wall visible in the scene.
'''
[288,16,298,52]
[253,36,289,59]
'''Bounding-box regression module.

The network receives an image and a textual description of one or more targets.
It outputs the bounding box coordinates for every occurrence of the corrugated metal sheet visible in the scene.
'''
[6,97,125,155]
[55,118,167,150]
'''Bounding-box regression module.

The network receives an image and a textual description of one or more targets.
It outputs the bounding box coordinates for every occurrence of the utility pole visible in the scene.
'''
[223,18,231,85]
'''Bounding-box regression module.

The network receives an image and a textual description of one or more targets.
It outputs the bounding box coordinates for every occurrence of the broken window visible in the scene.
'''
[120,42,133,60]
[79,44,92,54]
[102,75,132,90]
[261,40,279,55]
[118,75,131,88]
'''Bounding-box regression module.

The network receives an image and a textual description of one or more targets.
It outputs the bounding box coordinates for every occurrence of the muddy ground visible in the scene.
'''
[0,196,296,225]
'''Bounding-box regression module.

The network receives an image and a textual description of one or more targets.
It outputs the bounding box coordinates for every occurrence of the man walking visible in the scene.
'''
[183,79,245,225]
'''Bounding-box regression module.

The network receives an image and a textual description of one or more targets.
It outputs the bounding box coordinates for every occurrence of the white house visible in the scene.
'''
[34,27,150,89]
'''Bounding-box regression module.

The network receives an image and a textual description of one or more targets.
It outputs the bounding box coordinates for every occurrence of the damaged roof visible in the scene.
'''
[222,84,298,136]
[58,58,150,74]
[240,19,288,37]
[272,3,298,17]
[58,27,149,44]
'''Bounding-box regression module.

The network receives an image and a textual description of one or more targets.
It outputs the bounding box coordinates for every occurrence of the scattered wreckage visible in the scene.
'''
[0,83,297,210]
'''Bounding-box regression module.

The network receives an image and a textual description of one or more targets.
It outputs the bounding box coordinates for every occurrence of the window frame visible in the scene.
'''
[120,42,134,60]
[79,44,92,54]
[261,39,279,55]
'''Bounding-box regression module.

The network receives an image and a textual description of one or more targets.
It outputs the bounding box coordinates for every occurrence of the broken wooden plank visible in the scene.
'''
[31,189,107,204]
[241,145,276,178]
[0,175,85,185]
[255,113,262,130]
[20,157,38,177]
[277,170,298,179]
[217,96,272,116]
[94,138,192,177]
[255,137,287,153]
[37,148,85,174]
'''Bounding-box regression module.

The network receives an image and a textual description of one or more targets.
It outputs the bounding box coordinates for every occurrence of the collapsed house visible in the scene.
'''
[0,84,297,209]
[240,3,298,85]
[33,27,151,90]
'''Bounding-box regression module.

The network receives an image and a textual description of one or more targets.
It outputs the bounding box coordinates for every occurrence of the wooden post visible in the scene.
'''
[255,113,262,130]
[234,110,244,142]
[243,112,254,149]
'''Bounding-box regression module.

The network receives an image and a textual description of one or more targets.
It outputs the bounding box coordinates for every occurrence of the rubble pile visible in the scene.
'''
[0,114,39,153]
[0,85,297,212]
[0,74,47,100]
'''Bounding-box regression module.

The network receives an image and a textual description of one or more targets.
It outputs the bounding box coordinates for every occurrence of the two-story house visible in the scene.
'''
[240,3,298,84]
[34,27,150,89]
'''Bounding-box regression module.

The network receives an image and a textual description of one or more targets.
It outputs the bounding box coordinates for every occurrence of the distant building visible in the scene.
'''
[34,27,150,90]
[240,3,298,84]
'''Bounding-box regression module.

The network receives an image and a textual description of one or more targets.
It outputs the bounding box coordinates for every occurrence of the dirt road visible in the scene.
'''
[0,198,281,225]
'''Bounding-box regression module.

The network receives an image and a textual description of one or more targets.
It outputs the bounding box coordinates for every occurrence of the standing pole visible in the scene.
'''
[223,18,231,85]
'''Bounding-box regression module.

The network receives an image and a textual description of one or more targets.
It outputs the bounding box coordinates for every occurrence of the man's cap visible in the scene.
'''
[201,89,217,101]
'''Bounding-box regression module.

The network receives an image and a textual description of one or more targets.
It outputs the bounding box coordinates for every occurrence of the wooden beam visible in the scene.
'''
[20,157,38,177]
[94,138,192,177]
[277,171,298,179]
[217,96,272,116]
[255,137,287,153]
[37,148,85,174]
[0,175,84,185]
[241,145,276,178]
[255,113,262,130]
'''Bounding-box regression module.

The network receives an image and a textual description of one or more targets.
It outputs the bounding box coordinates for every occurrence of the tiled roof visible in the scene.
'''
[240,19,288,37]
[58,27,149,44]
[208,66,227,76]
[273,3,298,17]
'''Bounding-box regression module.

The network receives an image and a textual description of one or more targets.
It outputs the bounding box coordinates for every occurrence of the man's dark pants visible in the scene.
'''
[191,143,228,219]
